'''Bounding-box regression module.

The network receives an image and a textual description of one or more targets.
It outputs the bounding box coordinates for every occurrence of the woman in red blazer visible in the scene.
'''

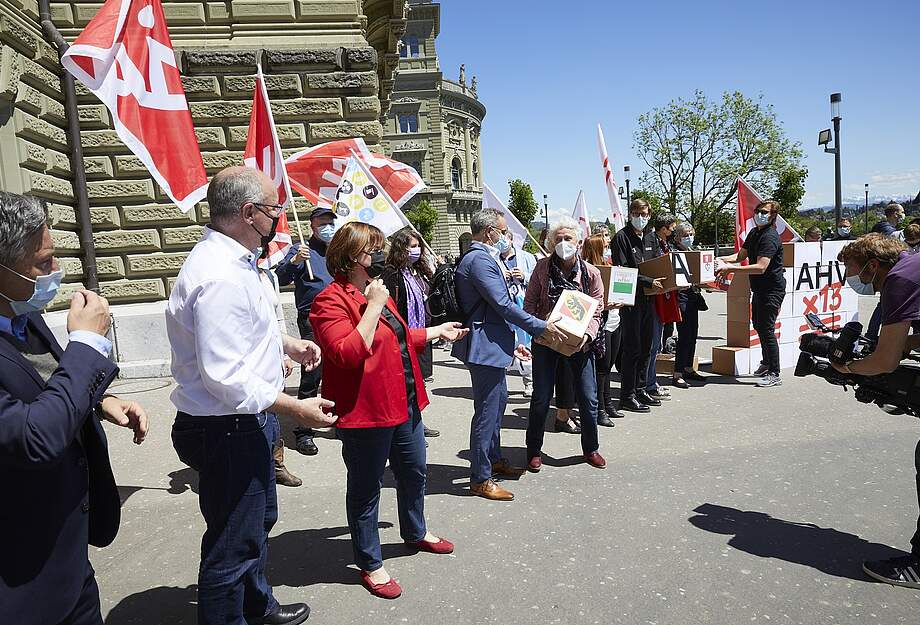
[310,222,466,599]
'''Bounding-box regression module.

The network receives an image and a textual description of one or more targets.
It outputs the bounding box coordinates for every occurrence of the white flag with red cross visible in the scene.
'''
[572,190,591,239]
[243,65,298,268]
[61,0,208,212]
[597,124,626,231]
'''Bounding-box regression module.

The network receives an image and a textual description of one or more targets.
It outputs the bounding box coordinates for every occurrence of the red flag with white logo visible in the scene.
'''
[284,139,425,212]
[243,66,298,268]
[61,0,208,211]
[736,177,802,252]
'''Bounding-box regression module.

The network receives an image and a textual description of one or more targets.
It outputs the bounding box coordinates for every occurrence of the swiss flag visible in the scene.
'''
[285,138,425,211]
[736,177,802,252]
[243,67,295,268]
[61,0,207,211]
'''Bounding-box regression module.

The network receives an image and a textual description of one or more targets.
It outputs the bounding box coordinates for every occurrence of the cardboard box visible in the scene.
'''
[597,265,640,306]
[711,346,748,376]
[678,251,716,284]
[784,267,795,293]
[783,242,822,268]
[821,239,849,264]
[639,253,691,295]
[727,320,756,347]
[655,353,698,375]
[597,265,611,300]
[726,270,751,297]
[535,289,599,356]
[727,295,751,323]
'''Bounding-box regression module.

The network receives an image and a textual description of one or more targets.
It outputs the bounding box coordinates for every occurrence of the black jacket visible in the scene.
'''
[0,313,120,625]
[381,266,431,324]
[612,226,658,300]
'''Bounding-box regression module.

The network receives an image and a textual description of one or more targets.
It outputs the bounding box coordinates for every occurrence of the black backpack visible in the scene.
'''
[427,262,465,323]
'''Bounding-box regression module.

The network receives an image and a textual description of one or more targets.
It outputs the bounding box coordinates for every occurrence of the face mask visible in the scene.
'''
[554,241,577,261]
[837,227,851,237]
[315,224,335,243]
[906,242,919,255]
[681,236,694,248]
[408,247,422,263]
[630,215,649,231]
[753,211,771,227]
[845,260,876,296]
[0,265,65,315]
[603,249,613,262]
[365,250,387,279]
[492,230,511,254]
[252,213,280,259]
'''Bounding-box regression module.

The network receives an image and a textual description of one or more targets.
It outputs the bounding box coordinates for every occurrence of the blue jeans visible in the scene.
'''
[171,413,279,625]
[337,416,427,572]
[646,314,663,391]
[526,343,600,456]
[468,364,509,483]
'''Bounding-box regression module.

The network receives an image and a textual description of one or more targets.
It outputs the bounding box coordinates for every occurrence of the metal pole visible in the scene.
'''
[624,165,631,205]
[543,193,548,232]
[831,93,843,229]
[714,209,719,257]
[38,0,98,290]
[864,184,869,233]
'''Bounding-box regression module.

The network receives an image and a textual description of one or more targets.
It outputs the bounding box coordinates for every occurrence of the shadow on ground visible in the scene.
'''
[105,584,198,625]
[688,503,909,582]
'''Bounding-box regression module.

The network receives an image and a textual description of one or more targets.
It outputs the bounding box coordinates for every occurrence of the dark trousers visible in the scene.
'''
[337,416,427,572]
[555,356,575,409]
[526,343,600,456]
[751,290,784,374]
[596,327,622,410]
[56,564,102,625]
[619,297,654,402]
[911,440,920,556]
[172,413,279,625]
[675,302,700,372]
[468,364,508,483]
[646,313,663,391]
[295,312,322,438]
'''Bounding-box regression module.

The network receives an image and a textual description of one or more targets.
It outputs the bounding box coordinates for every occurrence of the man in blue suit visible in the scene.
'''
[452,208,564,501]
[0,192,148,625]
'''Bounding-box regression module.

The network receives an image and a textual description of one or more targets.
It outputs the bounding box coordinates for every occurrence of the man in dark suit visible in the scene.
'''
[0,192,148,625]
[452,208,564,501]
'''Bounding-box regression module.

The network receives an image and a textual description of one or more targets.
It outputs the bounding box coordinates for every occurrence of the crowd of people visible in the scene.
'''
[1,166,918,625]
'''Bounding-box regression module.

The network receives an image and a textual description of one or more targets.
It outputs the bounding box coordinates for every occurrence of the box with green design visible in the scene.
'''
[596,265,639,306]
[535,289,600,356]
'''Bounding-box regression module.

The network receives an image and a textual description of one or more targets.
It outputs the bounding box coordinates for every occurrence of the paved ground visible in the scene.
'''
[92,294,920,625]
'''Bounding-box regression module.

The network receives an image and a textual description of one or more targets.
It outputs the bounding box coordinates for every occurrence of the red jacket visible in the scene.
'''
[309,275,429,428]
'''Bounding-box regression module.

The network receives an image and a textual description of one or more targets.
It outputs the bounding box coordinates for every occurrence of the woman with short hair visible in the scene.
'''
[669,223,706,388]
[310,222,467,599]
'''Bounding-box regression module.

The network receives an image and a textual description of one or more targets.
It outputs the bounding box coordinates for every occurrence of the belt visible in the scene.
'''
[174,412,267,430]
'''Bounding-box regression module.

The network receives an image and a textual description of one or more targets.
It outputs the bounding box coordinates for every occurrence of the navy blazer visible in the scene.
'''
[451,243,547,368]
[0,313,120,625]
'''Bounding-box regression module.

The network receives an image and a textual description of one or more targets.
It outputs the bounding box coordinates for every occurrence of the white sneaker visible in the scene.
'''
[522,380,533,398]
[755,373,782,388]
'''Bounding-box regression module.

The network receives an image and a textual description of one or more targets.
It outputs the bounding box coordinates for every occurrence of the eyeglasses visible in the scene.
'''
[754,209,772,216]
[252,202,284,218]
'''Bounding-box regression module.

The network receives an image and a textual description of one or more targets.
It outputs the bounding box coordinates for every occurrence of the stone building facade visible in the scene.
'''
[0,0,407,311]
[381,0,485,254]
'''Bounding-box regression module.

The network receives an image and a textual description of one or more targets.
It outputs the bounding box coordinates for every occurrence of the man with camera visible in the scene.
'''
[834,234,920,588]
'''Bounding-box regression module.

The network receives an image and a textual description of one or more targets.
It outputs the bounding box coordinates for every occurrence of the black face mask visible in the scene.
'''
[366,250,387,279]
[252,214,280,259]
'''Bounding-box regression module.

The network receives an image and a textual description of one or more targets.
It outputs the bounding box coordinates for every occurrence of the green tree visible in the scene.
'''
[507,179,539,227]
[403,199,438,243]
[635,90,804,232]
[629,189,663,214]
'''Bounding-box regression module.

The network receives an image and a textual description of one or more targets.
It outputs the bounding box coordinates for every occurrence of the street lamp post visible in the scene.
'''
[624,165,631,205]
[543,193,548,232]
[864,183,869,233]
[818,93,843,229]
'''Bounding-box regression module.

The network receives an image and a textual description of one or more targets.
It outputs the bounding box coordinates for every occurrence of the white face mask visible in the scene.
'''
[753,211,771,227]
[630,214,649,231]
[845,260,876,296]
[554,240,578,261]
[0,265,65,315]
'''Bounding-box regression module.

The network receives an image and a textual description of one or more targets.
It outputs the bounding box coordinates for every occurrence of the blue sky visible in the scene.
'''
[436,0,920,221]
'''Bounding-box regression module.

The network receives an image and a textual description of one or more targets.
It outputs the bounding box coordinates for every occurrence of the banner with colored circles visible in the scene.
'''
[332,155,411,237]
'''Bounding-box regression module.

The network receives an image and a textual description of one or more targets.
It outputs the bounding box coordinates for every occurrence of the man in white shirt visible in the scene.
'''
[166,166,335,625]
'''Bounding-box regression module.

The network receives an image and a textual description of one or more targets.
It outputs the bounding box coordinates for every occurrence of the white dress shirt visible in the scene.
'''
[166,227,285,416]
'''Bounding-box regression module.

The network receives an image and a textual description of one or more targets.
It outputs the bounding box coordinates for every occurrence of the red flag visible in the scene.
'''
[243,67,295,268]
[285,139,425,210]
[736,177,802,252]
[61,0,208,212]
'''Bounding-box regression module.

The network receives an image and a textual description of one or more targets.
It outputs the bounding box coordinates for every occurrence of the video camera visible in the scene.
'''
[795,313,920,418]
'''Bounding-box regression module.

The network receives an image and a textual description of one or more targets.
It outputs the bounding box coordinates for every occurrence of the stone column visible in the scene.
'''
[463,119,473,191]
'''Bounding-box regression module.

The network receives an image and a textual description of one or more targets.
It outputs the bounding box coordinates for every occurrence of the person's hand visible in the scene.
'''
[364,279,389,309]
[437,322,468,342]
[650,279,664,291]
[100,396,148,445]
[288,339,322,371]
[293,246,311,264]
[714,258,730,278]
[295,397,336,428]
[67,290,111,336]
[831,361,850,375]
[542,314,567,342]
[282,356,295,378]
[579,335,590,350]
[511,267,524,281]
[514,344,532,361]
[502,269,512,280]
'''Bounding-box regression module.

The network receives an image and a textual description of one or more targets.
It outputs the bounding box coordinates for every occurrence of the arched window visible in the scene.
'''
[451,158,463,190]
[472,161,479,187]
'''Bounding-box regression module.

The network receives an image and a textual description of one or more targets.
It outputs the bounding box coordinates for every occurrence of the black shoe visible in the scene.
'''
[619,397,650,413]
[256,603,310,625]
[597,415,616,427]
[604,402,626,419]
[423,426,440,437]
[752,363,769,377]
[863,555,920,589]
[636,391,661,406]
[294,433,319,456]
[553,419,581,434]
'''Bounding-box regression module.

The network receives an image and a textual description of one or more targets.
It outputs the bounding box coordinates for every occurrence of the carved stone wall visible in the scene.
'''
[0,0,406,308]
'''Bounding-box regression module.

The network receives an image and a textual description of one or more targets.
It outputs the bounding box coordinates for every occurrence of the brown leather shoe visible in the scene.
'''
[274,442,303,488]
[491,459,525,478]
[584,451,607,469]
[470,479,514,501]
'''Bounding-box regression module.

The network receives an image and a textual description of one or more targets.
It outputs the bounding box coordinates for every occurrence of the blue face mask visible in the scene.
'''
[753,211,771,227]
[681,236,694,248]
[492,230,511,254]
[315,224,336,243]
[0,265,65,315]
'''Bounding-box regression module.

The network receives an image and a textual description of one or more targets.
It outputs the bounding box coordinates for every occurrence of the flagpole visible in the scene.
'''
[258,63,313,280]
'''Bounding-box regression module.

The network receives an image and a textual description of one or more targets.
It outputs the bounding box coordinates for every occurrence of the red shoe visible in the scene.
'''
[527,455,542,473]
[406,537,454,554]
[585,451,607,469]
[360,570,402,599]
